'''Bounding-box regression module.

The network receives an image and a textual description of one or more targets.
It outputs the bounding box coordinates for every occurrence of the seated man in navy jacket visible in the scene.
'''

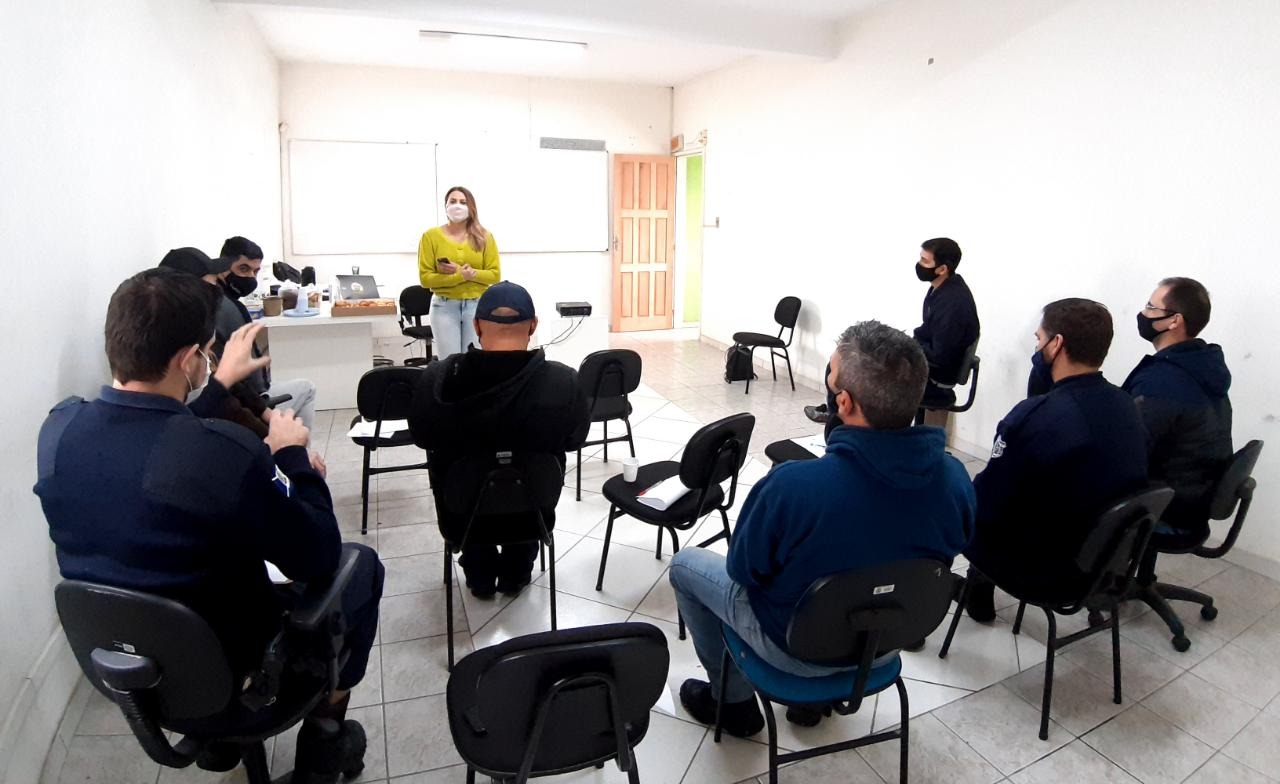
[671,321,974,736]
[34,269,383,784]
[965,298,1148,620]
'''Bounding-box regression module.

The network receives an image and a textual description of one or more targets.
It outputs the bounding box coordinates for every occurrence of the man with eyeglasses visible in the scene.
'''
[1122,278,1232,574]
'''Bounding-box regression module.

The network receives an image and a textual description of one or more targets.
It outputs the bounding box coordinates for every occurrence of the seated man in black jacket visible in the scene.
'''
[410,281,590,598]
[805,237,979,429]
[34,269,382,784]
[964,298,1148,620]
[1123,277,1232,579]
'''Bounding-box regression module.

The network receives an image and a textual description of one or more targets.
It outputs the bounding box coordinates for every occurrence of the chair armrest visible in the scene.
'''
[288,548,359,632]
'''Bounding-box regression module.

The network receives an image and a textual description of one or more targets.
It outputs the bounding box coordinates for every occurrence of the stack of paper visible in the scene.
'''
[636,475,692,511]
[799,433,827,458]
[347,418,409,439]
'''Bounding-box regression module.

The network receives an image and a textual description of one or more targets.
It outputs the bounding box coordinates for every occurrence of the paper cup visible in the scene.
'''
[622,457,640,483]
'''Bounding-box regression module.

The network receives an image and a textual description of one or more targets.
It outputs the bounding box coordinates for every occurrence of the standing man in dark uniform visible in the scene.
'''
[804,237,978,432]
[962,298,1148,620]
[34,269,382,784]
[1123,277,1232,583]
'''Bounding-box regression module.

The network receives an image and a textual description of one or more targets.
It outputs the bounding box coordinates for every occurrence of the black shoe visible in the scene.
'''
[785,704,827,727]
[195,741,241,772]
[679,679,764,738]
[290,718,367,784]
[965,582,997,623]
[466,577,497,599]
[803,404,829,424]
[496,573,532,596]
[903,637,927,653]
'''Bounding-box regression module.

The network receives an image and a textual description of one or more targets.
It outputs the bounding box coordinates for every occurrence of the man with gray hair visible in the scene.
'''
[669,321,975,736]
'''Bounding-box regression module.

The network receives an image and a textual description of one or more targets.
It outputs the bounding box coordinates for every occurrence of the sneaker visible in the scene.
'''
[803,404,829,424]
[679,679,764,738]
[785,704,826,727]
[496,573,532,596]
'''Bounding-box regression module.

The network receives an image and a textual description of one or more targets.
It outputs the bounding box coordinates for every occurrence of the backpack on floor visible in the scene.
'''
[724,344,757,383]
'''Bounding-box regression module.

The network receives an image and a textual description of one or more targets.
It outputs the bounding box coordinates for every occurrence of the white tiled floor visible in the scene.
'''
[51,334,1280,783]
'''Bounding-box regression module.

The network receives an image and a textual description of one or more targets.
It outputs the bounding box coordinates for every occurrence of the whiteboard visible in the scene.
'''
[288,140,436,256]
[436,145,609,253]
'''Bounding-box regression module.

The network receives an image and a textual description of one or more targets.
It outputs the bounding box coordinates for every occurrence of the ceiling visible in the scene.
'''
[219,0,889,86]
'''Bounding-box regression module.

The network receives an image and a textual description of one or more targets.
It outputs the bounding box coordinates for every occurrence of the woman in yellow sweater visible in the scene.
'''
[418,186,501,358]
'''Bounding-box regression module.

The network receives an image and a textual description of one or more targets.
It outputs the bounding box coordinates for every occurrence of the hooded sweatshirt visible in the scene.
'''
[409,348,590,541]
[1122,339,1233,529]
[727,424,974,650]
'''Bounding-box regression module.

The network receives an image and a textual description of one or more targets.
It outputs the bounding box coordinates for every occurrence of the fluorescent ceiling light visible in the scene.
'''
[419,30,588,58]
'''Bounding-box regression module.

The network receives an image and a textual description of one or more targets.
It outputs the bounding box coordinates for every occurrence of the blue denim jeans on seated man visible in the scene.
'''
[669,548,851,704]
[429,295,480,360]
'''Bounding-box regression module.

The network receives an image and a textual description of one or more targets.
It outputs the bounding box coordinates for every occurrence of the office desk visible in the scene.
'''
[261,306,399,410]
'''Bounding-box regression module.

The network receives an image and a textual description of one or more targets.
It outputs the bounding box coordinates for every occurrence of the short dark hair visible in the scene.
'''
[1159,277,1211,337]
[105,268,219,383]
[220,236,263,261]
[834,320,929,429]
[922,237,962,272]
[1041,298,1113,368]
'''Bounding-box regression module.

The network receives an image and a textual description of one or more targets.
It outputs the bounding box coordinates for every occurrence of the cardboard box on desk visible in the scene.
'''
[331,299,398,317]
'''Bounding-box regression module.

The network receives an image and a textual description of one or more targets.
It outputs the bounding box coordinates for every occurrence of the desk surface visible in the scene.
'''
[261,304,399,329]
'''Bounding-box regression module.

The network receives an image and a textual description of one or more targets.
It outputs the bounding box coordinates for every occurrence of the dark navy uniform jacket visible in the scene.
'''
[912,274,980,386]
[966,372,1148,597]
[34,378,340,677]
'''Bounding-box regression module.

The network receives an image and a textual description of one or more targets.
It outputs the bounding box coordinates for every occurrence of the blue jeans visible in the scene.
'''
[430,295,479,360]
[669,548,848,703]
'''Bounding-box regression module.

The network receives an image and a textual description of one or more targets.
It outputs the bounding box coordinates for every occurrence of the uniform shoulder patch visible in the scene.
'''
[990,435,1007,459]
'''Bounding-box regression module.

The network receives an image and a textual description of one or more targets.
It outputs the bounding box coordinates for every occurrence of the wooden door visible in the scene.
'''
[612,155,676,332]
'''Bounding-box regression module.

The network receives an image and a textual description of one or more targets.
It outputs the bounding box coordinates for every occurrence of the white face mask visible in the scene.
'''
[446,203,469,223]
[186,349,212,404]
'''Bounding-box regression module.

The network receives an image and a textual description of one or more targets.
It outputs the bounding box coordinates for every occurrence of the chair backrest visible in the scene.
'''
[678,413,755,491]
[786,560,953,712]
[1073,485,1175,604]
[400,285,433,322]
[954,339,980,386]
[356,365,424,423]
[773,296,802,330]
[56,580,235,722]
[578,349,642,405]
[448,622,669,779]
[1208,440,1263,521]
[439,451,566,546]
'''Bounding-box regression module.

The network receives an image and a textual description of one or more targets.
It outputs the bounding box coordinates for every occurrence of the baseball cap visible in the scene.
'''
[476,281,536,324]
[159,247,232,277]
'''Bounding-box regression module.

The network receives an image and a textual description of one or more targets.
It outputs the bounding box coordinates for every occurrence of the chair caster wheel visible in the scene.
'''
[1200,605,1218,621]
[1088,610,1104,627]
[1171,635,1191,653]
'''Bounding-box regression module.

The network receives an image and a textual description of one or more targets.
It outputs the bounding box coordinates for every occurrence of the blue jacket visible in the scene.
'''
[968,372,1148,596]
[33,380,340,677]
[1122,339,1232,530]
[727,425,974,650]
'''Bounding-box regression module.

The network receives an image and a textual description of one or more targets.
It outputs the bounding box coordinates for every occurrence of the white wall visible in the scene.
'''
[675,0,1280,567]
[0,2,280,779]
[278,63,672,322]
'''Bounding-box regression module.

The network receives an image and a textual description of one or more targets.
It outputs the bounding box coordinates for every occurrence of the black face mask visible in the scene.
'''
[915,262,938,282]
[1136,311,1175,343]
[225,274,258,298]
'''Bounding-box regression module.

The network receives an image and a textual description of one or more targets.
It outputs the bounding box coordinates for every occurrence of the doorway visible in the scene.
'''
[610,154,676,332]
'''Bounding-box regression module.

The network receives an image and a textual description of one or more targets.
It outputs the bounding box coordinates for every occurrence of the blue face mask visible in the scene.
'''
[1027,338,1057,397]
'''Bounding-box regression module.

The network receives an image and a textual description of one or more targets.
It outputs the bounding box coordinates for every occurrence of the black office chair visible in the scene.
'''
[349,366,430,535]
[596,413,754,637]
[914,339,981,425]
[714,559,953,784]
[1125,440,1264,652]
[574,349,643,501]
[436,451,566,669]
[941,486,1173,740]
[764,438,818,466]
[399,286,435,366]
[54,549,361,784]
[731,296,801,394]
[447,623,669,784]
